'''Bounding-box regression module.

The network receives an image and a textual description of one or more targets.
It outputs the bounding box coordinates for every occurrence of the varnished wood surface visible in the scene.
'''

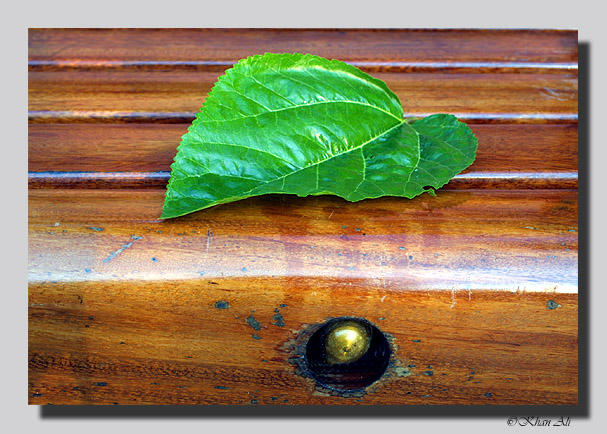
[28,124,578,190]
[28,28,578,405]
[31,124,577,173]
[29,282,577,405]
[28,28,577,73]
[28,189,578,292]
[28,70,578,124]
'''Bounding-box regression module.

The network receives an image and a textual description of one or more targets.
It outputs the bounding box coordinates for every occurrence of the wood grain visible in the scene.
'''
[28,124,578,190]
[28,189,578,292]
[28,28,579,405]
[28,28,577,73]
[28,71,578,124]
[29,281,577,405]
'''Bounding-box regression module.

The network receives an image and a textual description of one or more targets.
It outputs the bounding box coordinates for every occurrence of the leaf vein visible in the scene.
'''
[183,141,299,168]
[244,121,404,196]
[196,99,402,124]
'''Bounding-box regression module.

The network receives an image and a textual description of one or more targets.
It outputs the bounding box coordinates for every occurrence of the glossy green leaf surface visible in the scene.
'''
[162,53,477,218]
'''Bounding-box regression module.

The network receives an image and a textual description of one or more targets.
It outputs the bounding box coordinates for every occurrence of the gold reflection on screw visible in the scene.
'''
[324,320,371,365]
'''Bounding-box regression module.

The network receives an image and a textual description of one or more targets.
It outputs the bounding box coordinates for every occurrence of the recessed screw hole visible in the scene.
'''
[304,317,391,391]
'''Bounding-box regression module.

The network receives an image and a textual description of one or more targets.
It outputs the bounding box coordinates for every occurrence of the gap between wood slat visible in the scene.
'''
[28,111,578,125]
[28,59,578,74]
[27,171,578,190]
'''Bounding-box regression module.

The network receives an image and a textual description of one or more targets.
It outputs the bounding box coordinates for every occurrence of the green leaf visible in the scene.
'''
[161,53,477,218]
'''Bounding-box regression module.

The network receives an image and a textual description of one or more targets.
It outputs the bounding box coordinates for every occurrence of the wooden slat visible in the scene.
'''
[28,71,578,124]
[28,281,578,405]
[27,124,579,190]
[28,28,578,74]
[28,124,578,173]
[28,124,184,172]
[28,189,578,292]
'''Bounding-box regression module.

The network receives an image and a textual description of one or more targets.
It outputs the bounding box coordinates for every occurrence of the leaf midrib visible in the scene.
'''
[170,120,410,216]
[194,98,403,124]
[243,120,409,198]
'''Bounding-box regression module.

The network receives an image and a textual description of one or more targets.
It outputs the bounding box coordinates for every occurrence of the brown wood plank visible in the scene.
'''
[28,281,578,405]
[28,124,578,173]
[28,124,184,172]
[29,189,578,293]
[28,28,578,73]
[27,124,578,189]
[28,188,580,404]
[28,71,578,124]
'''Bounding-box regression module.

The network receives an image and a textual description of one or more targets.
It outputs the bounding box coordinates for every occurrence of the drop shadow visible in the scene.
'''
[40,404,586,419]
[576,41,590,418]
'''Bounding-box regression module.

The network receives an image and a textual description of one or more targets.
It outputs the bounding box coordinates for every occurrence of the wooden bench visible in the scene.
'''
[28,28,578,405]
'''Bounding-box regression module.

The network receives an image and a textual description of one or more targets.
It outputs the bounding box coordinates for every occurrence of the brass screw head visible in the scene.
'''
[324,320,371,365]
